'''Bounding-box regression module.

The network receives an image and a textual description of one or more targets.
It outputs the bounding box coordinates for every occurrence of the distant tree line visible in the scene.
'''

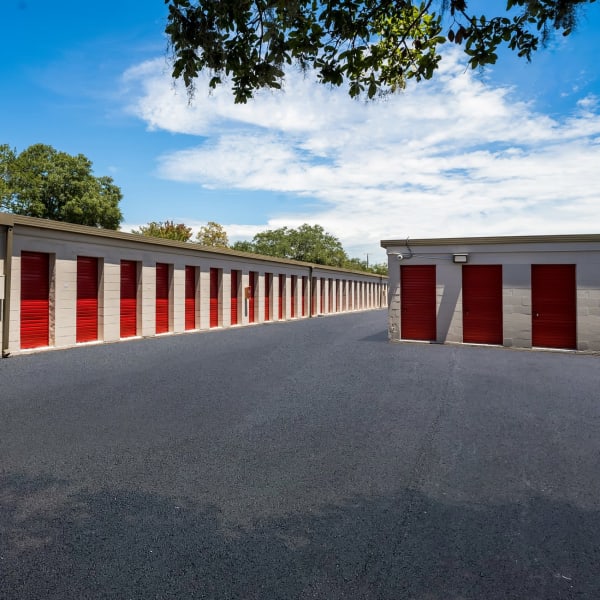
[133,220,387,275]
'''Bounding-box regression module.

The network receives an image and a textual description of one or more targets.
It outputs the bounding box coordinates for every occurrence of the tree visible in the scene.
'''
[165,0,596,103]
[0,143,122,229]
[230,240,256,253]
[196,221,229,247]
[234,224,349,266]
[132,220,193,241]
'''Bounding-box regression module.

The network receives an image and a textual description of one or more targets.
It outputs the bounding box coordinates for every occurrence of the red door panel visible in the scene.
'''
[231,270,239,325]
[185,266,196,330]
[264,273,271,321]
[532,264,576,349]
[401,265,436,341]
[76,256,98,343]
[21,251,50,349]
[278,274,284,320]
[249,272,256,323]
[155,263,169,334]
[120,260,137,338]
[290,275,296,318]
[462,265,503,345]
[210,268,219,328]
[301,276,307,317]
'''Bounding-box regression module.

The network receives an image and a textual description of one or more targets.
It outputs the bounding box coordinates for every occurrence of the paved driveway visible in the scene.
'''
[1,310,599,599]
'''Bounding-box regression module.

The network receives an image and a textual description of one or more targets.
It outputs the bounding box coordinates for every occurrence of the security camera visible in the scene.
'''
[387,252,404,261]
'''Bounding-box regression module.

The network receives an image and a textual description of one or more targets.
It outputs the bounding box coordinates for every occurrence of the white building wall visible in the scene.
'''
[383,236,600,352]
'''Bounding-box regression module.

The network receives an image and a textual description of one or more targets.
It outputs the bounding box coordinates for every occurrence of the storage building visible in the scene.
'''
[381,234,600,351]
[0,214,388,357]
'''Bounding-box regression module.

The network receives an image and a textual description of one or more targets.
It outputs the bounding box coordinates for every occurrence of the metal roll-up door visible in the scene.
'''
[290,275,296,318]
[278,274,284,319]
[249,271,256,323]
[301,276,307,317]
[320,278,325,313]
[532,264,576,349]
[120,260,138,338]
[156,263,169,334]
[185,266,196,330]
[76,256,98,343]
[20,251,50,349]
[231,270,239,325]
[328,278,333,313]
[210,268,219,328]
[400,265,436,341]
[462,265,503,345]
[264,273,271,321]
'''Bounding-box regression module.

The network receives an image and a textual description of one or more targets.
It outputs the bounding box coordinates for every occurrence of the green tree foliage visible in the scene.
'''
[0,143,123,229]
[165,0,595,103]
[233,223,349,266]
[196,221,229,247]
[230,240,256,253]
[234,223,386,273]
[132,220,193,241]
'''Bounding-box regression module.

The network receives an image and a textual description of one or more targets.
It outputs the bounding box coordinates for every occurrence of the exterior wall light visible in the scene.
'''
[453,254,469,264]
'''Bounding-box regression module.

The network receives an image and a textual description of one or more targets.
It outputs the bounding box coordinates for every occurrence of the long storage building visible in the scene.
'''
[0,214,387,357]
[381,234,600,352]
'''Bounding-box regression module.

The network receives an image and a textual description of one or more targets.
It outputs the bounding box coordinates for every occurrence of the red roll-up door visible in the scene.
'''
[210,268,219,328]
[120,260,138,338]
[76,256,98,343]
[328,279,333,313]
[264,273,271,321]
[290,275,296,318]
[532,264,576,349]
[185,266,196,330]
[278,274,284,319]
[156,263,169,334]
[20,251,50,349]
[301,277,307,317]
[320,278,325,313]
[249,271,256,323]
[462,265,503,345]
[312,278,317,314]
[231,270,239,325]
[401,265,436,341]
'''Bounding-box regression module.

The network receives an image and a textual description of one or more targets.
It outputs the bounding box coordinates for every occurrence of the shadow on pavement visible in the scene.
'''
[358,330,389,343]
[2,473,599,599]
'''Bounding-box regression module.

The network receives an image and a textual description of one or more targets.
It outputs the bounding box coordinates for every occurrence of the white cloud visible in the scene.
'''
[123,50,600,259]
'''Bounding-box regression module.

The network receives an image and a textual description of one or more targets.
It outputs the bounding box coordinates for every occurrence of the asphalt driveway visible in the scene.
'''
[1,310,599,599]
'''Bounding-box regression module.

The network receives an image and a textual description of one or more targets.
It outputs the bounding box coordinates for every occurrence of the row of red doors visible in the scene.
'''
[400,264,577,349]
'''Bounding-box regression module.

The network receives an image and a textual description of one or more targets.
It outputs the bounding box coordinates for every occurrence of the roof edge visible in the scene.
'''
[3,214,386,278]
[381,233,600,247]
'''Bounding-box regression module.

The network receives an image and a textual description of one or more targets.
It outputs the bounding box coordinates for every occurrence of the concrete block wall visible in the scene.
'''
[383,235,600,352]
[2,217,387,355]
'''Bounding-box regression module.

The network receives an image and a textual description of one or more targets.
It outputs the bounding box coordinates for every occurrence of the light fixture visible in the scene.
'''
[453,254,469,264]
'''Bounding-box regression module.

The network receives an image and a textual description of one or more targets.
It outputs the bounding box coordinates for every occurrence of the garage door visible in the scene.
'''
[185,266,196,330]
[231,270,239,326]
[401,265,436,341]
[264,273,271,321]
[532,264,576,349]
[76,256,98,343]
[462,265,503,345]
[120,260,138,338]
[21,251,50,349]
[302,276,307,317]
[278,274,284,320]
[155,263,169,334]
[249,271,257,323]
[290,275,296,318]
[210,268,219,328]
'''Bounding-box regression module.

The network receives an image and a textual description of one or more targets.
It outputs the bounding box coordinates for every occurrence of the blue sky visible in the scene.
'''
[2,1,599,263]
